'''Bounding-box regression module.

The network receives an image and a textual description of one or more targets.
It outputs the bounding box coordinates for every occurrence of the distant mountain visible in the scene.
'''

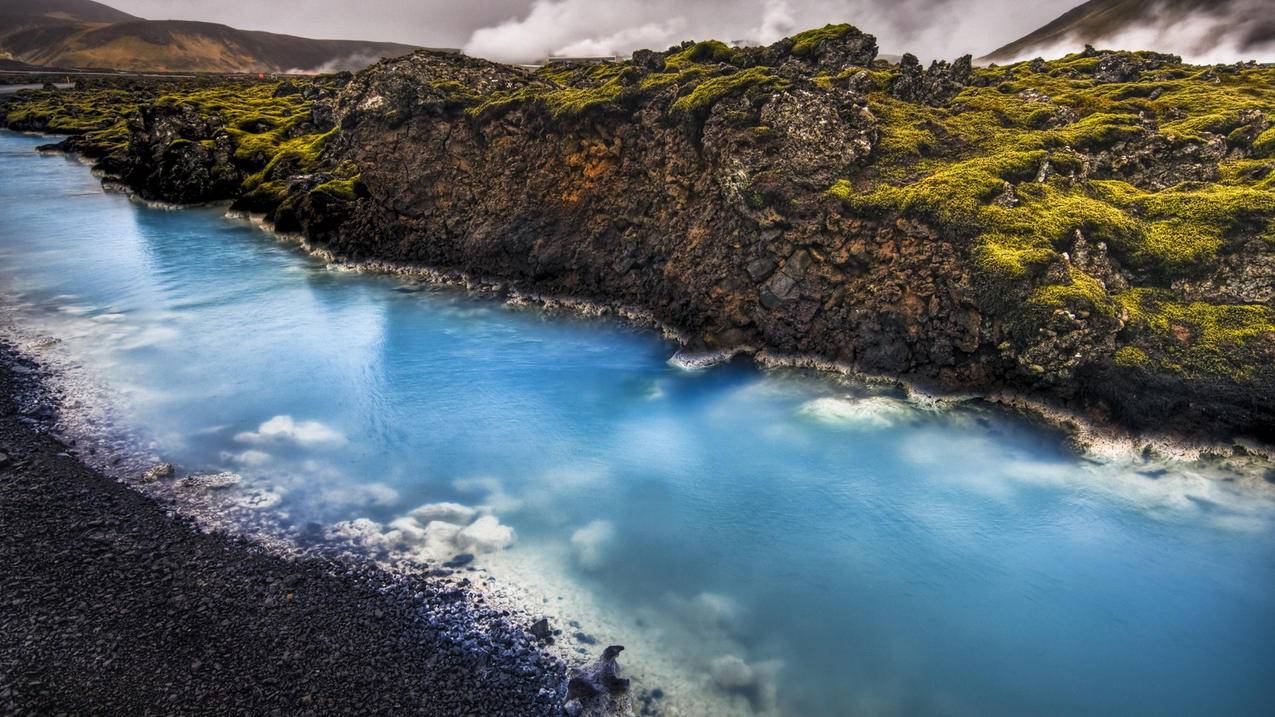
[0,0,422,73]
[983,0,1275,63]
[1,0,138,25]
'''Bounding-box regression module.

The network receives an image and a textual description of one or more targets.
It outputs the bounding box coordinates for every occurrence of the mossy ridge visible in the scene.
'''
[1117,289,1275,381]
[789,24,854,58]
[467,63,640,119]
[3,79,351,217]
[662,40,737,70]
[466,39,784,120]
[154,83,316,166]
[143,82,341,199]
[669,66,789,116]
[310,161,363,202]
[2,87,144,162]
[1028,267,1121,323]
[834,53,1275,345]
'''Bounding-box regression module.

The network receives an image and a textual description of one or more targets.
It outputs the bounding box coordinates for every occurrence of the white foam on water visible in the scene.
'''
[409,501,478,525]
[456,515,517,553]
[234,415,347,447]
[901,428,1275,533]
[667,346,753,371]
[797,395,916,429]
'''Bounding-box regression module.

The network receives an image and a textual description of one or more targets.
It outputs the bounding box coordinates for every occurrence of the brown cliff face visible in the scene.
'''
[281,48,996,394]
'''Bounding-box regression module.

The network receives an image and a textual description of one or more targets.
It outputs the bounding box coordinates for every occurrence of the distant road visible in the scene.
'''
[0,70,197,80]
[0,83,75,94]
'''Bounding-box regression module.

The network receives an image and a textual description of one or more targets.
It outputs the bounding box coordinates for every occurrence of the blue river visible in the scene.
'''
[2,130,1273,716]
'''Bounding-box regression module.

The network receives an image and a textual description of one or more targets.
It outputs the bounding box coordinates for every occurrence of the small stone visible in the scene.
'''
[141,463,174,482]
[529,618,552,640]
[444,554,474,568]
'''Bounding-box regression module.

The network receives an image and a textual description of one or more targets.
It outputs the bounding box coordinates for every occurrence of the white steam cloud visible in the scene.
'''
[996,0,1275,64]
[462,0,1080,64]
[111,1,1275,67]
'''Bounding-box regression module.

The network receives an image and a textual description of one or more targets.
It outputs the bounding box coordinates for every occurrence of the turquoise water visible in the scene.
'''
[2,130,1274,715]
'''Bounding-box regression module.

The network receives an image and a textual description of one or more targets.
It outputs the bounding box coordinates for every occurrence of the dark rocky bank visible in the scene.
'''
[2,26,1273,443]
[0,342,641,716]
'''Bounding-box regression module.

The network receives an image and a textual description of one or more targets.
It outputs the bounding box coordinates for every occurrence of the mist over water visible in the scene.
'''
[3,131,1275,715]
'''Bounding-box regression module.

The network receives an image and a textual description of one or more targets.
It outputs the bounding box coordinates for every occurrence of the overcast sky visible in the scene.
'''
[105,1,1275,64]
[108,0,1082,62]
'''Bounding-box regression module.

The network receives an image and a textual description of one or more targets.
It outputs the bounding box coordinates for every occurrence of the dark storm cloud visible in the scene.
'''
[106,1,1274,64]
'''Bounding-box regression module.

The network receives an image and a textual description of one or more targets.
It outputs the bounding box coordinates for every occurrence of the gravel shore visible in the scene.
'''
[0,343,573,715]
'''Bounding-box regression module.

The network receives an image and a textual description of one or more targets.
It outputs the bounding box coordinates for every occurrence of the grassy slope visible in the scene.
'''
[0,0,418,73]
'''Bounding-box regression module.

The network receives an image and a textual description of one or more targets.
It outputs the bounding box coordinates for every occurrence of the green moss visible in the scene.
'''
[1114,345,1151,368]
[1254,126,1275,158]
[670,67,789,116]
[1029,268,1119,318]
[1044,111,1143,149]
[663,40,736,70]
[1125,183,1275,274]
[972,233,1057,278]
[638,64,714,92]
[467,63,642,119]
[1117,289,1275,380]
[240,128,333,196]
[0,87,150,162]
[238,179,289,208]
[833,56,1275,292]
[312,174,361,202]
[789,24,854,58]
[429,79,480,106]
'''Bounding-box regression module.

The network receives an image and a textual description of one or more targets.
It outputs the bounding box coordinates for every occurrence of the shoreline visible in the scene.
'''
[0,341,584,715]
[225,206,1275,475]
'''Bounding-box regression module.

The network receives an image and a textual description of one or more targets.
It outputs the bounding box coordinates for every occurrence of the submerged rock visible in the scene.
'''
[140,462,174,482]
[563,645,631,717]
[443,553,474,568]
[176,471,241,491]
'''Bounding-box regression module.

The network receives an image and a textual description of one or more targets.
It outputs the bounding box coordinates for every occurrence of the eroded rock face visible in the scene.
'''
[890,53,973,105]
[1176,240,1275,305]
[113,105,240,203]
[293,44,1002,393]
[1088,130,1228,190]
[1091,48,1180,84]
